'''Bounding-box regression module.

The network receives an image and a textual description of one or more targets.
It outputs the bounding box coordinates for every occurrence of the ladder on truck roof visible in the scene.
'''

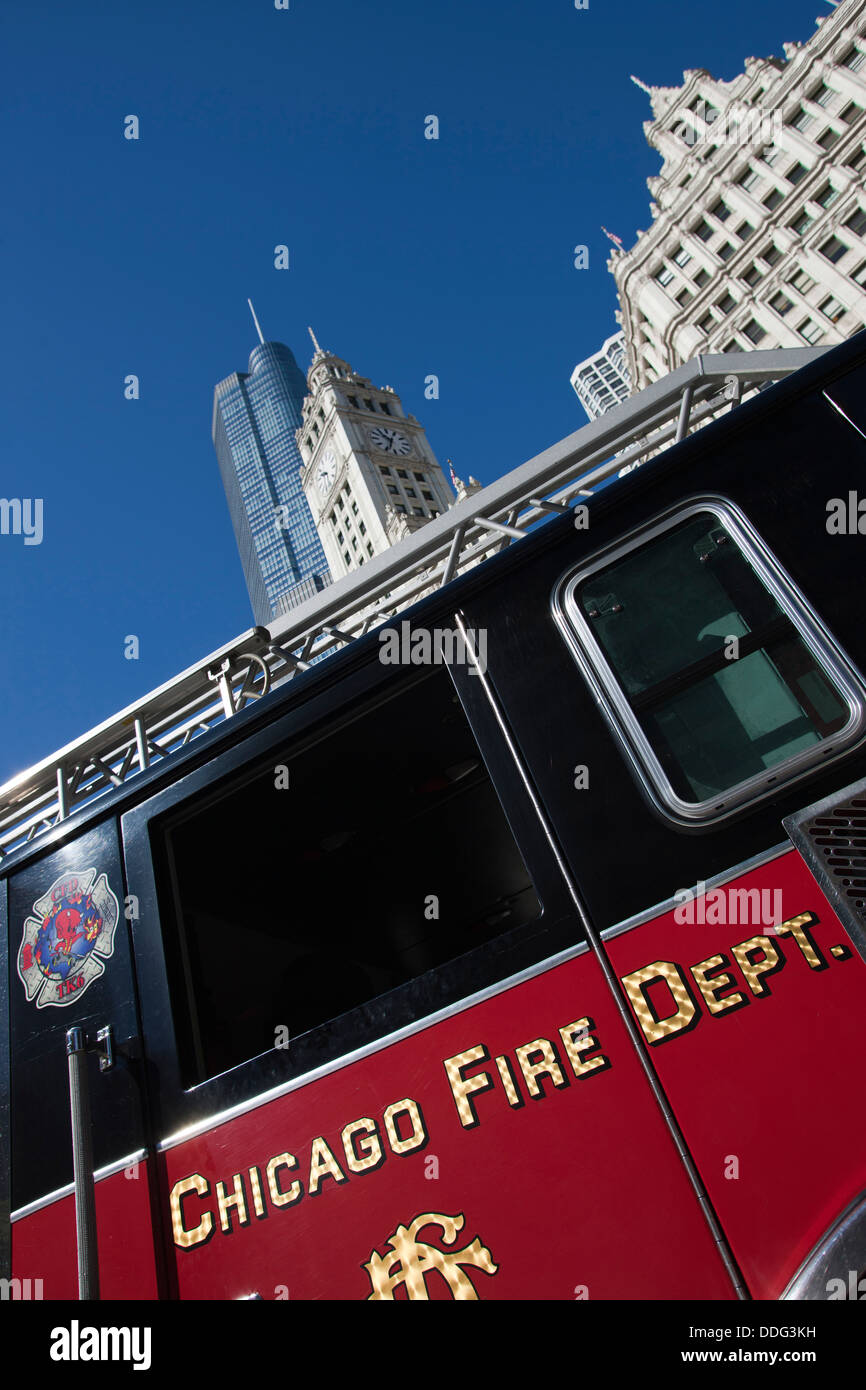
[0,347,828,862]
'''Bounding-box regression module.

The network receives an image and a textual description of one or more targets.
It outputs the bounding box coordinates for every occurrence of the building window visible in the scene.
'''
[762,243,782,266]
[735,222,755,242]
[694,219,714,242]
[718,243,736,262]
[816,182,841,208]
[352,536,358,551]
[711,200,732,223]
[380,402,391,415]
[674,246,692,267]
[337,530,344,544]
[761,145,784,168]
[850,261,866,288]
[364,398,374,410]
[716,293,737,316]
[818,127,840,151]
[693,267,711,288]
[422,490,434,501]
[821,235,849,263]
[387,484,399,495]
[343,551,351,566]
[351,501,358,514]
[737,168,761,192]
[846,144,866,172]
[406,487,417,498]
[676,288,693,306]
[348,395,359,408]
[819,295,846,324]
[811,83,835,108]
[841,101,863,125]
[787,162,809,186]
[763,188,784,211]
[769,291,794,316]
[367,543,374,556]
[413,472,425,481]
[397,469,408,478]
[845,207,866,238]
[379,465,391,476]
[789,210,814,235]
[842,45,866,73]
[788,269,815,294]
[655,266,675,287]
[721,340,739,354]
[799,318,825,344]
[553,502,862,824]
[743,264,763,287]
[395,504,407,514]
[412,507,424,516]
[742,318,768,344]
[359,520,367,535]
[789,107,815,133]
[697,312,715,332]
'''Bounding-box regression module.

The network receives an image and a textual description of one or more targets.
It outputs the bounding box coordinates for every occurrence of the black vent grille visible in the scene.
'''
[805,796,866,917]
[784,779,866,961]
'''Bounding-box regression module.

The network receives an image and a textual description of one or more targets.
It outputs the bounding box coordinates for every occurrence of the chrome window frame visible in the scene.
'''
[551,494,866,826]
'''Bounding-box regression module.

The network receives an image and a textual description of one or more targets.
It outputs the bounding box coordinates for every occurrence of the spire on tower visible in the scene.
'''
[247,298,266,345]
[630,75,653,95]
[308,326,323,355]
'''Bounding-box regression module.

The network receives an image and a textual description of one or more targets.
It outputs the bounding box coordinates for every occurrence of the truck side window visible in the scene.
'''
[153,666,542,1084]
[554,500,866,823]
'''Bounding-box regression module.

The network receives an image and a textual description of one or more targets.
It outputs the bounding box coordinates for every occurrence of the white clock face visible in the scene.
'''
[316,449,338,496]
[369,426,411,457]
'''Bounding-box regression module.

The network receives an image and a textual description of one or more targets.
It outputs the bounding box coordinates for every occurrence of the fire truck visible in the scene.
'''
[4,336,866,1301]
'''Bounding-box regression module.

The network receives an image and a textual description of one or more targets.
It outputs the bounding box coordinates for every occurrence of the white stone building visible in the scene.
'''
[571,331,632,420]
[297,336,455,581]
[612,0,866,391]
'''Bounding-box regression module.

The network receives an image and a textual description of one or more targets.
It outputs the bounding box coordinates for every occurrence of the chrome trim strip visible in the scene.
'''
[601,841,792,943]
[10,1149,148,1223]
[158,939,590,1152]
[781,1186,866,1300]
[551,495,866,827]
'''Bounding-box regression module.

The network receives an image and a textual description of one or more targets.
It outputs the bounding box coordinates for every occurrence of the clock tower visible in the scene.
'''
[297,331,454,580]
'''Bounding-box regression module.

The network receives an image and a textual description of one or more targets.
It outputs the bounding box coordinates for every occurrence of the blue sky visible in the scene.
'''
[1,0,830,787]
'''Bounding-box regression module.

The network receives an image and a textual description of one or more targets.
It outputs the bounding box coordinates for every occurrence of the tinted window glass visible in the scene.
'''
[554,503,865,822]
[155,667,541,1083]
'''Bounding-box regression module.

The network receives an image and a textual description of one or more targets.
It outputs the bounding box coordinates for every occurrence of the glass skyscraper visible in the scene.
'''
[212,340,331,624]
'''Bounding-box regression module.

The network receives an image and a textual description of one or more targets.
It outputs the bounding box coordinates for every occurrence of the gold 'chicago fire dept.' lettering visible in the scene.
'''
[169,1096,427,1250]
[621,910,850,1046]
[444,1016,610,1128]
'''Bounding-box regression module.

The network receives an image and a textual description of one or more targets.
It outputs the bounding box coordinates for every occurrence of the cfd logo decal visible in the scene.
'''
[17,869,120,1008]
[363,1213,498,1300]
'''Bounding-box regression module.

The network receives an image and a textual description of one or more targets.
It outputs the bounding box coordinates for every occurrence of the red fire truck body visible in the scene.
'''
[4,339,866,1301]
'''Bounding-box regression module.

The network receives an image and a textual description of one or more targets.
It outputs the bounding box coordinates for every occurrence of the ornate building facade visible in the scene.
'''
[612,0,866,391]
[570,330,632,420]
[297,335,455,581]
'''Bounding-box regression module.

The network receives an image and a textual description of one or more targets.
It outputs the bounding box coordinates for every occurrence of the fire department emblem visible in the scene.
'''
[17,868,120,1009]
[363,1212,498,1300]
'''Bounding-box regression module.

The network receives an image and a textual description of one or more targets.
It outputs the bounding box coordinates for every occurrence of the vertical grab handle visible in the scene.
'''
[66,1026,105,1301]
